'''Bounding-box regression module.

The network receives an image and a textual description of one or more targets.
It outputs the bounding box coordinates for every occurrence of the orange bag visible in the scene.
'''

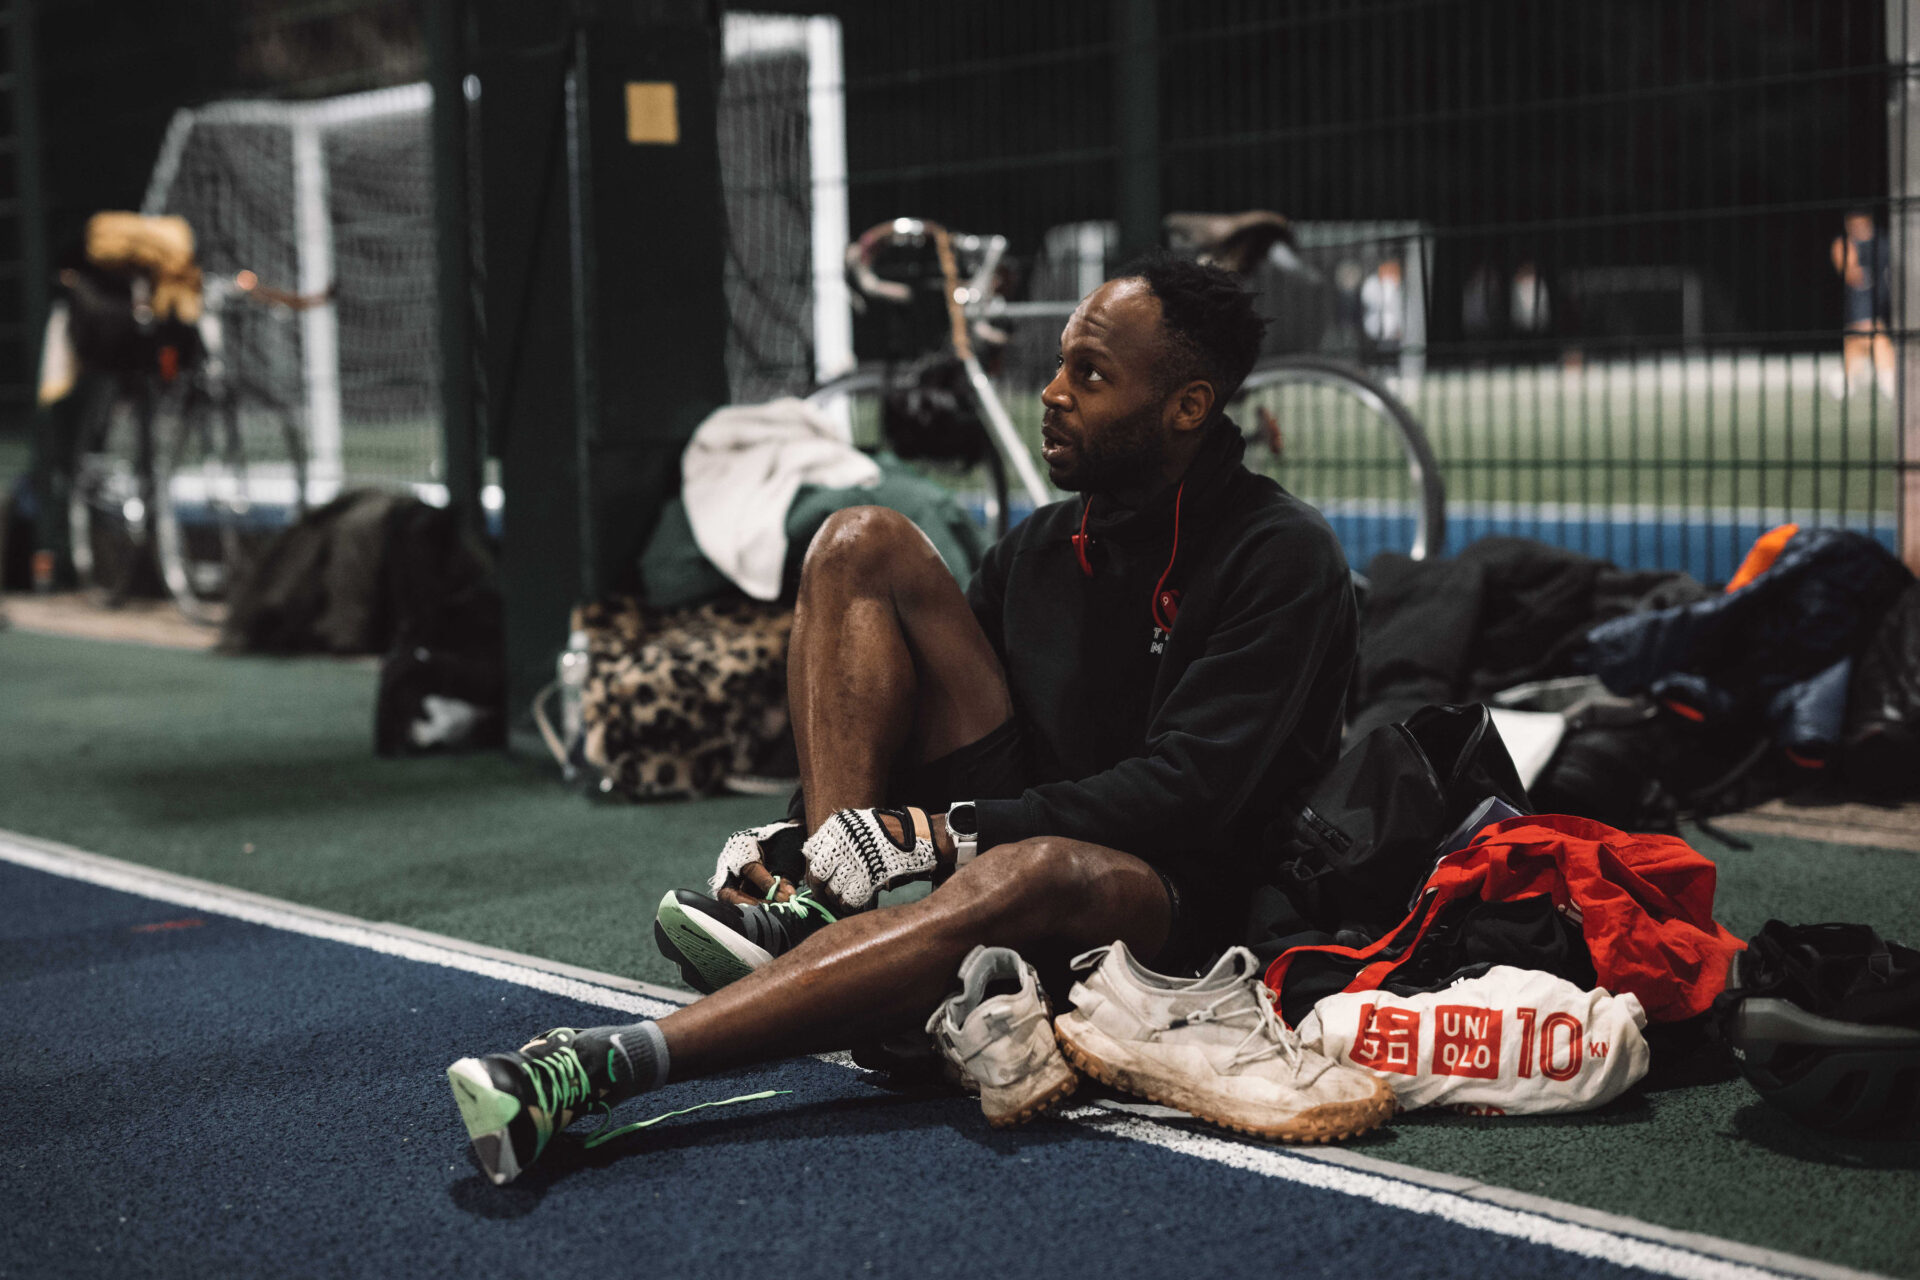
[1264,814,1745,1025]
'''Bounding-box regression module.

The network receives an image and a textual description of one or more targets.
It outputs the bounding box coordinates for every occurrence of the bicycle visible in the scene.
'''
[807,219,1050,540]
[813,212,1444,561]
[1170,210,1445,563]
[62,258,321,623]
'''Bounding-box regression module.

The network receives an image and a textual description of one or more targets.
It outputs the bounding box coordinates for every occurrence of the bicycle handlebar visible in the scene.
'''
[845,219,1008,316]
[218,270,334,313]
[842,218,1052,511]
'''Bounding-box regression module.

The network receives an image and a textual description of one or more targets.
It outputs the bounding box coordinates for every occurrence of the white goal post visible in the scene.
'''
[137,13,851,510]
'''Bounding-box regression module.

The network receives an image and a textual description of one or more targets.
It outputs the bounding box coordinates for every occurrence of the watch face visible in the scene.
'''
[948,803,978,837]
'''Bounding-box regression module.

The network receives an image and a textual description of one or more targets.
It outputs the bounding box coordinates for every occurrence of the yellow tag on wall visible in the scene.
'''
[625,82,679,145]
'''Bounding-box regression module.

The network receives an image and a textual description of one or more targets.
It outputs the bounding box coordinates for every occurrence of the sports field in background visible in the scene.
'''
[978,349,1903,583]
[9,348,1907,590]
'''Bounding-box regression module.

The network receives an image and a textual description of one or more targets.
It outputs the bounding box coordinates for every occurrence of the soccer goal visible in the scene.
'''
[137,12,850,511]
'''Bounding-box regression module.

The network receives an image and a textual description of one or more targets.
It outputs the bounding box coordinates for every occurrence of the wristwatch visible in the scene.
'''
[945,800,980,867]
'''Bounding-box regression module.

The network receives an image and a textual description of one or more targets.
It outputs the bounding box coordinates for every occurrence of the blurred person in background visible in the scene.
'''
[1460,261,1499,356]
[1830,209,1894,400]
[1359,257,1404,357]
[1510,260,1551,339]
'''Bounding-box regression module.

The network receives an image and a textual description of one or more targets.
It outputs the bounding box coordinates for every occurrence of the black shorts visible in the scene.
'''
[791,717,1244,974]
[892,715,1033,811]
[781,716,1032,825]
[1844,287,1888,327]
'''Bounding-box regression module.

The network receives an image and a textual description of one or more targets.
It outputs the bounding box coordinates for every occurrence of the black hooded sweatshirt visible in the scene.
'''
[967,418,1357,888]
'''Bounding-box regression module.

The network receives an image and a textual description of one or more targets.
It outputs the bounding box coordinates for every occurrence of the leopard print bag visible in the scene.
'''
[575,596,794,799]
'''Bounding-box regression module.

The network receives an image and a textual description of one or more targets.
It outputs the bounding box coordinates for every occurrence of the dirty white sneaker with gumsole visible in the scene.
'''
[1053,942,1394,1142]
[926,945,1078,1126]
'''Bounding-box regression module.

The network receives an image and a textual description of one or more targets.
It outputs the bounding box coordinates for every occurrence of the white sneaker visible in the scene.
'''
[926,946,1078,1127]
[1053,942,1395,1142]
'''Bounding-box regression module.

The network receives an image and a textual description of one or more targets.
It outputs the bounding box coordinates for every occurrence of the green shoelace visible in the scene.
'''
[582,1090,790,1149]
[763,885,838,926]
[521,1044,597,1119]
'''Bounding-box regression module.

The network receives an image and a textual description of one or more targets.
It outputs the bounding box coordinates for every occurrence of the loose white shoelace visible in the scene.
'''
[1070,945,1303,1075]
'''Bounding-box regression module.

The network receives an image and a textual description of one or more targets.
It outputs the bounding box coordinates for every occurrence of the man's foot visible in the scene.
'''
[447,1028,607,1185]
[653,885,839,993]
[927,945,1078,1126]
[1053,943,1395,1143]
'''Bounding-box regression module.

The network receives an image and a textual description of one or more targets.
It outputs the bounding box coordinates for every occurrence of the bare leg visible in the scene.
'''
[1872,329,1897,393]
[658,838,1173,1077]
[1844,326,1873,389]
[785,506,1012,832]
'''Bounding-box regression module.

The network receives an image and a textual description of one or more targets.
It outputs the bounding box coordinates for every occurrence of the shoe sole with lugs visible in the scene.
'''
[1053,1016,1394,1143]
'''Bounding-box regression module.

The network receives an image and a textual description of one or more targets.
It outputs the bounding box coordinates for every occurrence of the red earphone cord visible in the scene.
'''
[1151,484,1184,632]
[1072,483,1185,632]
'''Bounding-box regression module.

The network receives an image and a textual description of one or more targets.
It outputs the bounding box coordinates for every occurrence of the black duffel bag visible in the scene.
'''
[1246,703,1531,958]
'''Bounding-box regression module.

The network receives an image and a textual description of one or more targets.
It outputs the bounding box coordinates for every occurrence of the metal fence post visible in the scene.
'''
[1893,0,1920,572]
[1114,0,1159,267]
[15,0,59,577]
[427,0,482,535]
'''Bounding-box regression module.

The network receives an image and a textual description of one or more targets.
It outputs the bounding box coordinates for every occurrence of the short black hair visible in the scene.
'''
[1115,250,1268,416]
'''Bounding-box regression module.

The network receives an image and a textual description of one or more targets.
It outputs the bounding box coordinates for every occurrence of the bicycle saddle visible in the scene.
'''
[1163,210,1296,278]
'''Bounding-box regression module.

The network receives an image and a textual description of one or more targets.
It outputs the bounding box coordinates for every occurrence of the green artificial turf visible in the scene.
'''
[0,627,765,987]
[1,625,1916,1274]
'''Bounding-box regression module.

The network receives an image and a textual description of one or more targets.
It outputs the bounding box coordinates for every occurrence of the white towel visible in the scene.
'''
[682,398,882,600]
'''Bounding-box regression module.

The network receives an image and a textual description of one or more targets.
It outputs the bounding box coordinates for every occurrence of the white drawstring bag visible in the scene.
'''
[1295,965,1650,1115]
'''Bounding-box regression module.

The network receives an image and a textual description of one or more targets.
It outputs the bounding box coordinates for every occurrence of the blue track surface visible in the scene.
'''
[2,857,1762,1280]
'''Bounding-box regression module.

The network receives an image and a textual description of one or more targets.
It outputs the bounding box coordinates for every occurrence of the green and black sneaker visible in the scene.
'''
[447,1027,610,1185]
[654,885,839,994]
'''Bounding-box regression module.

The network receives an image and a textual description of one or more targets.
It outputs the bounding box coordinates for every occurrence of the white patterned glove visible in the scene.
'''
[708,820,803,895]
[802,807,938,911]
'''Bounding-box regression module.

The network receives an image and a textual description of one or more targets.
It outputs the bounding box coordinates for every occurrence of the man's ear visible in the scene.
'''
[1168,378,1216,434]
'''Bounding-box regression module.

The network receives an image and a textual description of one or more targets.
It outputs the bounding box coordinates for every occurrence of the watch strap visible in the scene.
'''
[946,800,980,867]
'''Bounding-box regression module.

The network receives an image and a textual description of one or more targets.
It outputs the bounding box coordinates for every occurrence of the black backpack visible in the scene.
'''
[1845,581,1920,799]
[1530,707,1781,839]
[1247,703,1531,955]
[373,501,504,756]
[1725,921,1920,1030]
[881,356,992,466]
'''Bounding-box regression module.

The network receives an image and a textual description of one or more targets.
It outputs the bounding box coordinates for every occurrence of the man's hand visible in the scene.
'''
[710,820,804,905]
[717,860,797,907]
[892,809,956,870]
[795,806,946,913]
[717,808,956,910]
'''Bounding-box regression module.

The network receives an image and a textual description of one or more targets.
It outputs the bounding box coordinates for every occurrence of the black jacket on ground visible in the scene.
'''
[968,420,1356,885]
[1349,538,1708,739]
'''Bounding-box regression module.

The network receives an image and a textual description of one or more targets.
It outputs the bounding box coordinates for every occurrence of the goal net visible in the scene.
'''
[143,83,442,501]
[139,13,850,505]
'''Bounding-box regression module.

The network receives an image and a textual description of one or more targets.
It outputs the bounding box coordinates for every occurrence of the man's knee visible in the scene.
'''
[801,506,932,591]
[946,837,1092,929]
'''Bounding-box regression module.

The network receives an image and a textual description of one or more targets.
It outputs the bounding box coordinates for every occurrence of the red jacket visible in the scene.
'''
[1265,814,1745,1024]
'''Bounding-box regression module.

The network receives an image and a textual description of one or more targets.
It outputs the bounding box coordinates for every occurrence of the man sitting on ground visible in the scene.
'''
[447,254,1380,1184]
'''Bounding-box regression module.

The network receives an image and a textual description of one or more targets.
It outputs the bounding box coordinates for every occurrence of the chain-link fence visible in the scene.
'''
[810,0,1911,582]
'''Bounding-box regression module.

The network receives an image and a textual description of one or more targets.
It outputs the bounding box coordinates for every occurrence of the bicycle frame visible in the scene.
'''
[847,219,1053,512]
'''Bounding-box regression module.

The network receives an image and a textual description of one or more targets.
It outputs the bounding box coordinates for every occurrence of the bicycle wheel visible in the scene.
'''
[805,367,1013,540]
[1231,355,1445,563]
[153,382,250,623]
[67,382,163,604]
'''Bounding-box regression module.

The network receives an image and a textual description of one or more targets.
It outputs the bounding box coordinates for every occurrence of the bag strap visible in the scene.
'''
[1263,855,1479,1016]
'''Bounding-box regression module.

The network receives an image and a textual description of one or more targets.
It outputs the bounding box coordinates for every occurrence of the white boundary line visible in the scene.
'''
[0,829,685,1018]
[0,828,1892,1280]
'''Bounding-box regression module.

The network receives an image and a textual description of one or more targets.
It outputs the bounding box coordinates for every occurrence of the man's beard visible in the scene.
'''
[1048,400,1167,495]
